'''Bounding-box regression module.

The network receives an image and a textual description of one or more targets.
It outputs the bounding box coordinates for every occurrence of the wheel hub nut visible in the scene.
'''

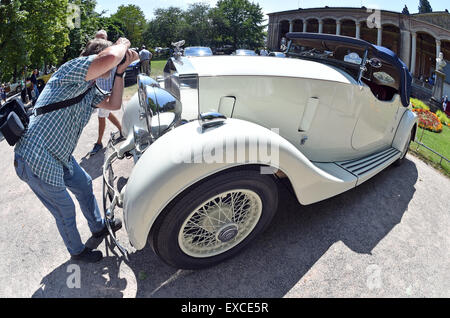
[217,224,239,242]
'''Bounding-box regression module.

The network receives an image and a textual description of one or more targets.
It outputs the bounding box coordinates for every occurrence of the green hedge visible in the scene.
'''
[436,110,450,126]
[410,98,430,110]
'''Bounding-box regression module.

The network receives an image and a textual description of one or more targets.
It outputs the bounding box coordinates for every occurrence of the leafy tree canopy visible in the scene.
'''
[1,0,267,82]
[210,0,266,50]
[418,0,433,13]
[144,7,187,48]
[112,4,146,47]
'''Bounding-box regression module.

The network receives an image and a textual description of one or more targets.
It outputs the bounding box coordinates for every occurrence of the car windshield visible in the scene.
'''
[184,47,213,56]
[236,50,257,56]
[287,38,367,80]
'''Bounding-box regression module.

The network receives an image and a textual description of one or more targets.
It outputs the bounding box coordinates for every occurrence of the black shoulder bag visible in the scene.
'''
[0,86,94,146]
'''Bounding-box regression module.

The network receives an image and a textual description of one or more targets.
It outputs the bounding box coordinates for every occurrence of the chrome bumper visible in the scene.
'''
[102,134,129,260]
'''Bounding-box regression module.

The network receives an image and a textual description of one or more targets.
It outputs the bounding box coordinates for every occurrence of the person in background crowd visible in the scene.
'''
[0,84,6,105]
[13,37,138,263]
[443,95,448,112]
[89,30,123,155]
[139,45,152,76]
[30,69,40,102]
[260,47,269,56]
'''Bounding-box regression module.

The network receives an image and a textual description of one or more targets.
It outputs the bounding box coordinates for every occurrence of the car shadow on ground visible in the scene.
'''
[79,150,106,181]
[31,159,418,298]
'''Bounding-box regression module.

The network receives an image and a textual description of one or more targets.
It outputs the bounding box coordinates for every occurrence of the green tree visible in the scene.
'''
[64,0,101,61]
[98,16,125,42]
[210,0,265,50]
[112,4,146,47]
[22,0,70,71]
[418,0,433,13]
[143,7,186,48]
[184,3,212,46]
[0,0,28,82]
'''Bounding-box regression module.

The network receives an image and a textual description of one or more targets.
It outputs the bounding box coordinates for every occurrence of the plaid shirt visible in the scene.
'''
[96,67,116,92]
[15,55,107,187]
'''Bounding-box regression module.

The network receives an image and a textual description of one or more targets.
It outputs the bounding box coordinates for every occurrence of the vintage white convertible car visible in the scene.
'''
[103,33,417,269]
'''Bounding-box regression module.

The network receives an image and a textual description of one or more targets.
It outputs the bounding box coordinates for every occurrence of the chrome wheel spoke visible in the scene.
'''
[178,189,263,258]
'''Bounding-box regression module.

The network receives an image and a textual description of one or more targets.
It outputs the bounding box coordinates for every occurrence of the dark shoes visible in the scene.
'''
[71,247,103,263]
[92,218,123,238]
[89,143,103,155]
[70,218,123,263]
[112,132,126,145]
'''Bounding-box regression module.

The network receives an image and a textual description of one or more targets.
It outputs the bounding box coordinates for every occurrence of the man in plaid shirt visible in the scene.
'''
[14,37,139,263]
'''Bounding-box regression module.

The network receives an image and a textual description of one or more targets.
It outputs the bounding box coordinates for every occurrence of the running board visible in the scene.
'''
[336,147,401,185]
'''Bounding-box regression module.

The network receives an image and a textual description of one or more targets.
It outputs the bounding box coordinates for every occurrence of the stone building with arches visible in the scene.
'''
[267,7,450,98]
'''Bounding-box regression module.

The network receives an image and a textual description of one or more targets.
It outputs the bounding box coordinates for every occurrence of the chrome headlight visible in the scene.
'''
[137,74,182,139]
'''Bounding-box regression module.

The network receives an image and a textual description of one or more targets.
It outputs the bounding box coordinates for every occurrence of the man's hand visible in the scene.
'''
[115,37,131,49]
[117,49,140,74]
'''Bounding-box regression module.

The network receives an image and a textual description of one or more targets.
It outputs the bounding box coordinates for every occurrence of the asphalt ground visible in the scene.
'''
[0,96,449,298]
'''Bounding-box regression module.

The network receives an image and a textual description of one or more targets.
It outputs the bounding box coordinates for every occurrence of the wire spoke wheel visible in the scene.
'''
[178,189,263,258]
[152,169,278,269]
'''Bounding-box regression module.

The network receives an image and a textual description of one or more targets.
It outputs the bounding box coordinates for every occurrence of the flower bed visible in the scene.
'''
[412,108,443,133]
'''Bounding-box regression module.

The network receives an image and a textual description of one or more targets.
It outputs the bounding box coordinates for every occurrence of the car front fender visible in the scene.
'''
[123,118,357,250]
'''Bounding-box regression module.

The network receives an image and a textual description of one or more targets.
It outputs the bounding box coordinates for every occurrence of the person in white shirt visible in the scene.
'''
[139,45,152,76]
[89,30,123,155]
[260,47,269,56]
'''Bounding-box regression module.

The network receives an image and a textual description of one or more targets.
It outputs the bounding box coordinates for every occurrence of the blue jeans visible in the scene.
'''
[14,154,105,255]
[33,85,39,101]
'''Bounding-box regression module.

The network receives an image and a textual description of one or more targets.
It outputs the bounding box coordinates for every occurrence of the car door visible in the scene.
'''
[351,59,401,151]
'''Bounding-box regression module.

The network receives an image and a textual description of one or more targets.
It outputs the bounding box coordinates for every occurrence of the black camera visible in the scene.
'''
[118,47,139,66]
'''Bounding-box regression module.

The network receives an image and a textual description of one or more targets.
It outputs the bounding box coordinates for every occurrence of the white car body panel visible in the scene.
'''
[188,56,354,84]
[196,73,405,162]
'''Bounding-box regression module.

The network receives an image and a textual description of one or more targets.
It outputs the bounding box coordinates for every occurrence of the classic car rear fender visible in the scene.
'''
[123,118,357,250]
[392,108,417,151]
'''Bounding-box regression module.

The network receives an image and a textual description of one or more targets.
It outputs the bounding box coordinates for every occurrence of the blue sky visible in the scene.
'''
[96,0,449,20]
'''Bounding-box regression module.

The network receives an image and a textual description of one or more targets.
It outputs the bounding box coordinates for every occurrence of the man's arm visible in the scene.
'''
[97,49,139,111]
[85,38,130,82]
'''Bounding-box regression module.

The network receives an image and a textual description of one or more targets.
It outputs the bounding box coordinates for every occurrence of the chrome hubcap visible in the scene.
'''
[178,189,263,258]
[217,224,239,242]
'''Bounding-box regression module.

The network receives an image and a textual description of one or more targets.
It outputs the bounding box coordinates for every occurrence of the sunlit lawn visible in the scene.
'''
[150,59,167,78]
[410,124,450,176]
